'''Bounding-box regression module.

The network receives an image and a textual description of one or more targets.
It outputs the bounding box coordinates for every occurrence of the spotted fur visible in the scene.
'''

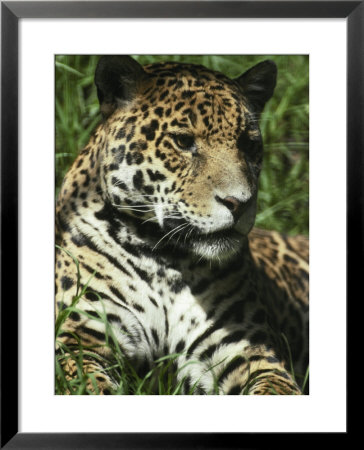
[56,56,308,395]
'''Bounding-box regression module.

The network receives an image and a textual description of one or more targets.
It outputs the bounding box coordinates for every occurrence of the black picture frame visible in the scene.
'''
[1,1,359,448]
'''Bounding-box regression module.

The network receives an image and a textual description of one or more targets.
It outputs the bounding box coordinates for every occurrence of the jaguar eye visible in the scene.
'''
[237,132,261,160]
[171,134,196,151]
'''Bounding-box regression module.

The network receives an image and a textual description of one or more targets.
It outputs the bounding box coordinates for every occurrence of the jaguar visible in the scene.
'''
[55,55,309,395]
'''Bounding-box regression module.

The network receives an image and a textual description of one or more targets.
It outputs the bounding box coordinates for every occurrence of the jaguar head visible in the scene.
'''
[95,55,277,260]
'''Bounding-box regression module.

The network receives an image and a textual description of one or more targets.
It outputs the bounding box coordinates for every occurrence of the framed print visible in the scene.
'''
[1,0,360,447]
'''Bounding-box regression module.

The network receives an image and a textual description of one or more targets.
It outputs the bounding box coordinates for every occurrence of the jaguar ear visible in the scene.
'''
[95,55,147,118]
[235,60,277,114]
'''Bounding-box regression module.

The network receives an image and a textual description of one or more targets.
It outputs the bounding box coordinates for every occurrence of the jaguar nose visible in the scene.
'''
[215,195,246,220]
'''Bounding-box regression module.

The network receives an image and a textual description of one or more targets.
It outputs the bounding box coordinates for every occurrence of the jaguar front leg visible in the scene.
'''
[178,335,301,395]
[57,348,117,395]
[56,318,120,395]
[218,351,302,395]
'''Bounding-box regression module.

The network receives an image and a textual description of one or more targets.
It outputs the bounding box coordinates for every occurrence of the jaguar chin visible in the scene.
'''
[189,228,246,260]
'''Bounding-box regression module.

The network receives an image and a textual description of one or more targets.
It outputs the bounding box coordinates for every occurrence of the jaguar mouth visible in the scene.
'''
[160,218,245,259]
[189,228,245,260]
[190,227,242,244]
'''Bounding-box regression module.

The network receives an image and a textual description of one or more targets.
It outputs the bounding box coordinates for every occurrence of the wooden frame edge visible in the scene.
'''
[1,1,358,447]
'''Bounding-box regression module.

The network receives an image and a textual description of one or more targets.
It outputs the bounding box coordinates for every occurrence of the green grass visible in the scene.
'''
[55,54,309,235]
